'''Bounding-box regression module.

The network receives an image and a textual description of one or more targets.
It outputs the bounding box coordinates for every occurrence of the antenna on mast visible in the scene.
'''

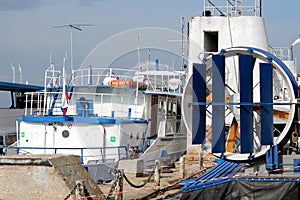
[18,64,23,84]
[11,63,15,83]
[181,16,185,71]
[53,24,94,71]
[137,33,141,71]
[50,52,53,65]
[168,17,187,71]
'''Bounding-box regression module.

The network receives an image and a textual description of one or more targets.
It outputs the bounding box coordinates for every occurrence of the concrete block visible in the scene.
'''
[118,159,144,177]
[0,154,104,200]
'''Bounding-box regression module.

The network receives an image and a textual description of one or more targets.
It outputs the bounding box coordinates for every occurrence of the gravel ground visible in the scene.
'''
[97,152,216,200]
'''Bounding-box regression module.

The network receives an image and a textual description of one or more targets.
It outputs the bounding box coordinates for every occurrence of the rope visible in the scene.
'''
[123,160,158,188]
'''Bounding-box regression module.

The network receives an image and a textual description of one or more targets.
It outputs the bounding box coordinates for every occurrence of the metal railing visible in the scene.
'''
[44,64,61,89]
[0,146,128,164]
[203,0,261,17]
[270,47,293,61]
[24,66,186,117]
[23,89,145,118]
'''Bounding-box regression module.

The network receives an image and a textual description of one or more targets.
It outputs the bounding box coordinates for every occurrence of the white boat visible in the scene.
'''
[14,58,187,179]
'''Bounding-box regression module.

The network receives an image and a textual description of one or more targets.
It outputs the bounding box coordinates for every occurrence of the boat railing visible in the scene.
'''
[24,91,46,116]
[203,0,261,17]
[44,64,61,89]
[70,67,186,94]
[143,76,184,94]
[1,145,128,164]
[135,70,186,94]
[24,89,144,118]
[270,47,293,61]
[70,67,137,86]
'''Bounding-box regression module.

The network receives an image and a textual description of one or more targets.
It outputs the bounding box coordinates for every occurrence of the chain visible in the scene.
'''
[64,183,81,200]
[105,170,122,200]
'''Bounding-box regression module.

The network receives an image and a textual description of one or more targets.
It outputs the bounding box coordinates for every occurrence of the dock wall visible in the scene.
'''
[0,154,104,200]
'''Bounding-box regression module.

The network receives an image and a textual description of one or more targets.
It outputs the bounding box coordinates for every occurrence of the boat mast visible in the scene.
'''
[11,63,15,83]
[53,24,94,74]
[181,16,185,71]
[137,33,141,71]
[18,65,22,84]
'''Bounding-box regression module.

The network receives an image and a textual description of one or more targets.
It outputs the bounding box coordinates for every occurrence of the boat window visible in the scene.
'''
[172,102,177,115]
[62,130,70,138]
[5,134,16,145]
[204,31,218,53]
[111,95,122,104]
[163,101,167,114]
[159,101,163,114]
[168,102,172,115]
[102,95,112,103]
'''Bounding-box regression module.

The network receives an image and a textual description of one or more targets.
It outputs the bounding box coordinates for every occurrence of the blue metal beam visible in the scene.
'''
[239,54,254,153]
[0,81,43,92]
[266,144,278,170]
[260,62,273,145]
[212,54,226,153]
[192,63,206,144]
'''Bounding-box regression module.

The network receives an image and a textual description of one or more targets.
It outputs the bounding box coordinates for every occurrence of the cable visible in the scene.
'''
[123,161,158,188]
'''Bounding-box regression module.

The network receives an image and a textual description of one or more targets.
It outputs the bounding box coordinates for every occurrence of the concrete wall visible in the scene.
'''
[188,16,269,76]
[0,154,104,200]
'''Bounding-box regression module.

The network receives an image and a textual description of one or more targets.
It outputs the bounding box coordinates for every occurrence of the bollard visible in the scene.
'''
[115,170,124,200]
[200,144,204,169]
[75,180,84,199]
[179,156,186,179]
[154,160,160,187]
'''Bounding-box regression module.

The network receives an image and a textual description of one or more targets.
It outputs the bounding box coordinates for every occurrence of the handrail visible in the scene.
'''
[44,64,61,89]
[270,47,293,62]
[203,0,261,17]
[23,90,145,117]
[1,146,128,164]
[70,67,138,86]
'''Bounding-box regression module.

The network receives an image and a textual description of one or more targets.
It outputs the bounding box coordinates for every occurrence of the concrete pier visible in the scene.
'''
[0,154,104,200]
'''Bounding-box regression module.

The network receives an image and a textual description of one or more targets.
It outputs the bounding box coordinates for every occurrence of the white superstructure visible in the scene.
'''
[188,0,269,76]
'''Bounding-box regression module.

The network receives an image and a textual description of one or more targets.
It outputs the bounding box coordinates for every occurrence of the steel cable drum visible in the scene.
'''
[182,46,298,161]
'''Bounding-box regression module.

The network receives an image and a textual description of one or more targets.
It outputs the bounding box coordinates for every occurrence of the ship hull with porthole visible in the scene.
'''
[18,117,148,164]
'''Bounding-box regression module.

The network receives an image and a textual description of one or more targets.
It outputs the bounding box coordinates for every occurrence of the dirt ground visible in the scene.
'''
[97,150,216,200]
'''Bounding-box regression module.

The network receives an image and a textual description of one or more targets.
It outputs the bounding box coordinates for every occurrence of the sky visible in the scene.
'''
[0,0,300,107]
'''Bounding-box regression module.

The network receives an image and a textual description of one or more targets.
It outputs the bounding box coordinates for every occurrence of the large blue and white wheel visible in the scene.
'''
[183,46,298,161]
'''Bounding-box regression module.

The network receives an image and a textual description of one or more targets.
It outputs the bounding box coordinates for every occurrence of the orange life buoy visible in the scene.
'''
[108,80,132,88]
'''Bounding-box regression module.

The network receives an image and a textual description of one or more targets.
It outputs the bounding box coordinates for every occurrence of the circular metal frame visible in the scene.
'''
[183,47,297,161]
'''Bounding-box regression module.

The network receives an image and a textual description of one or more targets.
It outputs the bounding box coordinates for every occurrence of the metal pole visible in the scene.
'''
[181,16,185,71]
[137,33,141,71]
[179,156,186,179]
[70,28,73,71]
[154,160,160,186]
[12,63,15,83]
[260,0,262,17]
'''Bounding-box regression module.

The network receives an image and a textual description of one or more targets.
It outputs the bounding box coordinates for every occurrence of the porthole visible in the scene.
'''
[62,130,70,138]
